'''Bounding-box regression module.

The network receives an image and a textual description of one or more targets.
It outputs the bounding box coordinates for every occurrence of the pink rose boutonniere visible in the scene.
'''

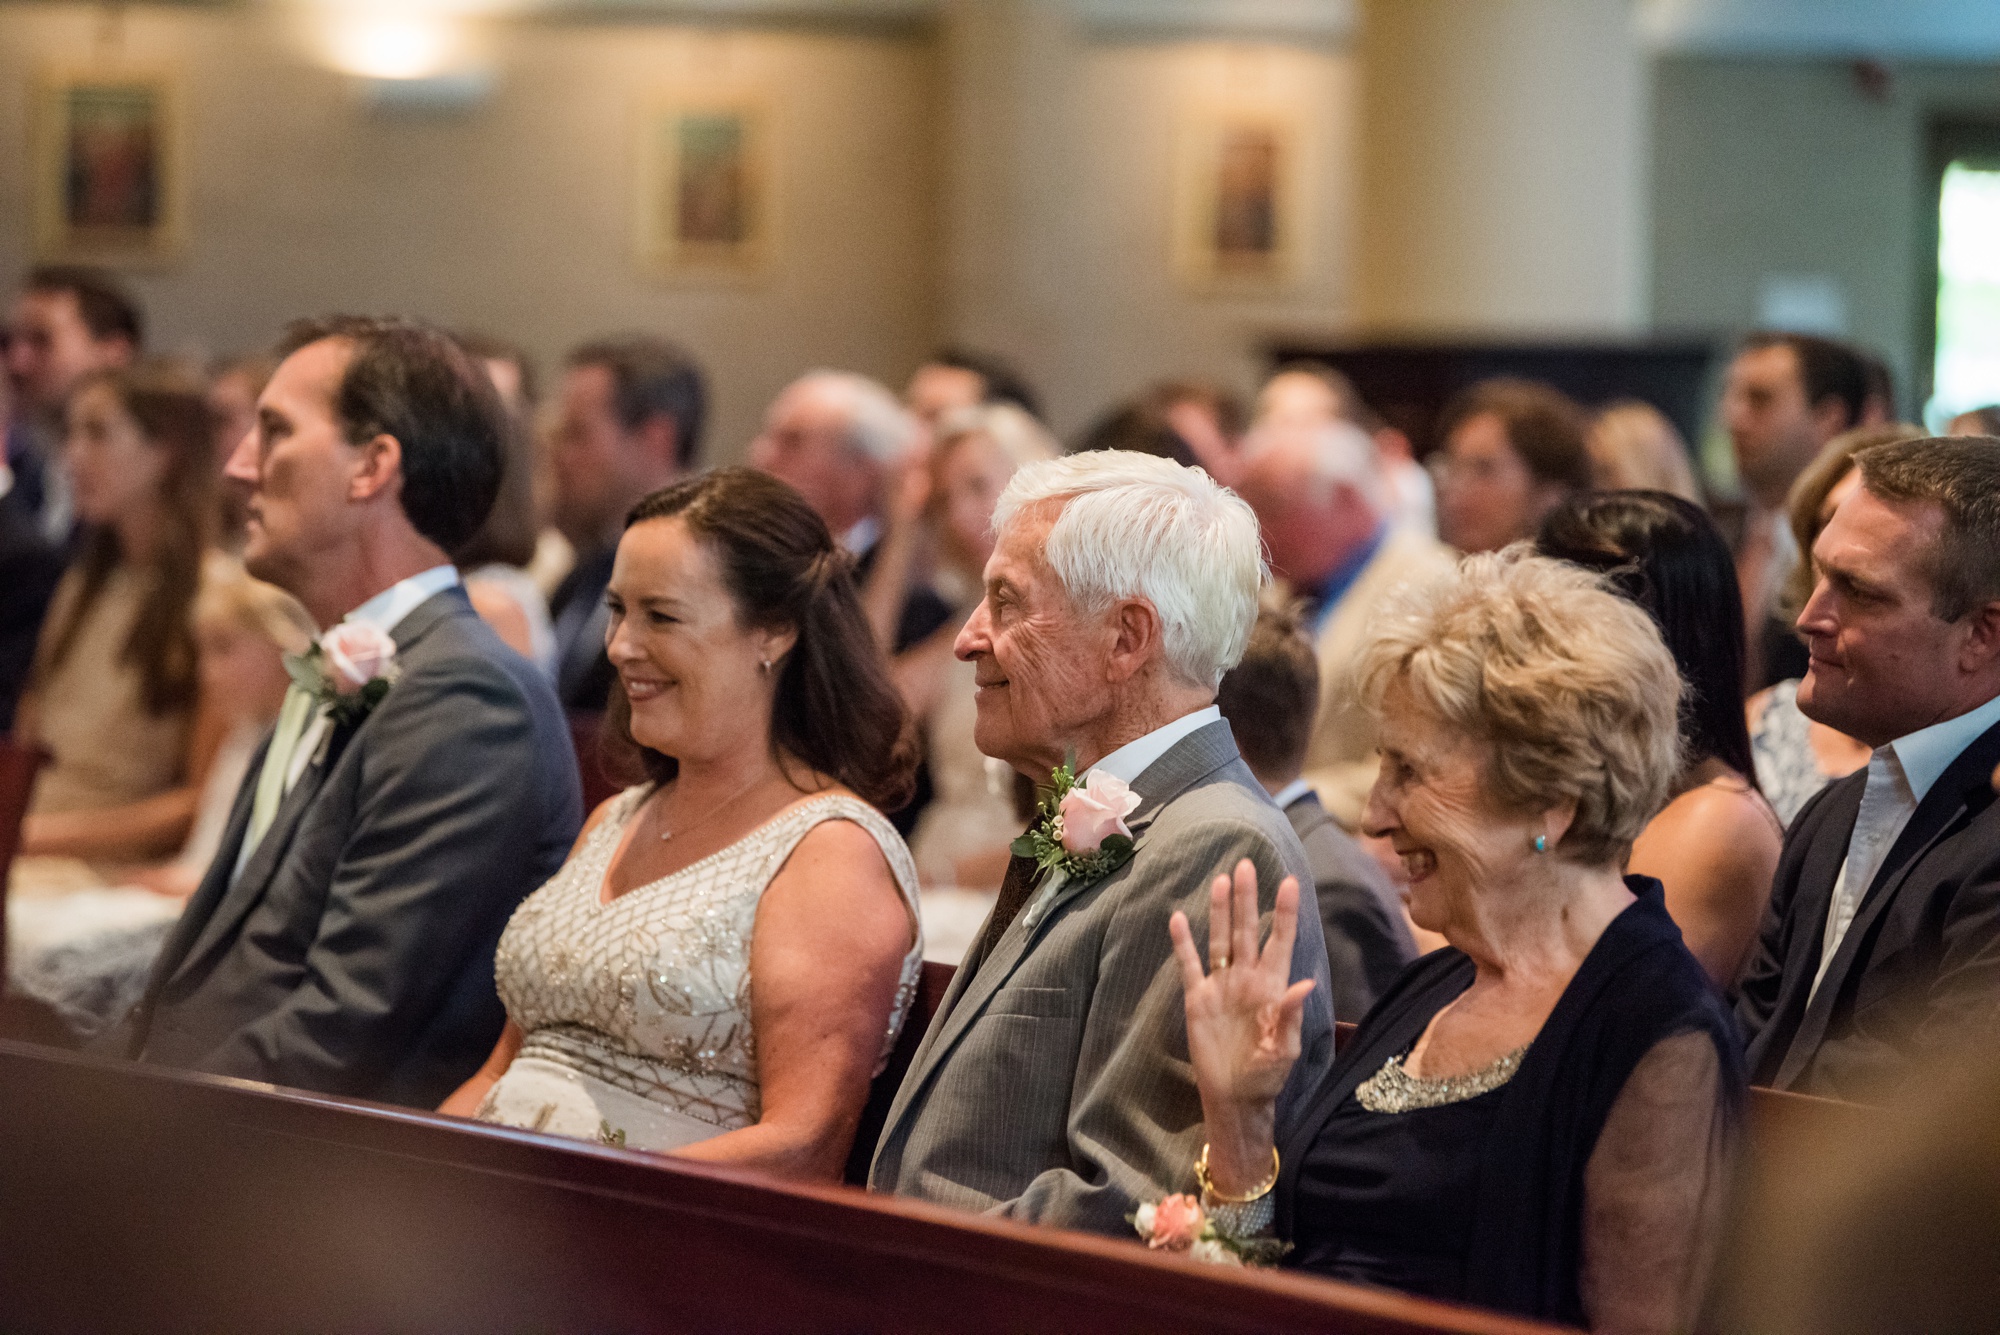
[1011,755,1141,884]
[285,622,402,728]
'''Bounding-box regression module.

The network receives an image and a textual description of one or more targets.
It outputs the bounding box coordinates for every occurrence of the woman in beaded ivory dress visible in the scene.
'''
[441,469,924,1178]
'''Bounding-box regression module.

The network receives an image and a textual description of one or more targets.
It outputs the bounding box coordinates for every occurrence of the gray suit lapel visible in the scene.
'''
[879,720,1243,1151]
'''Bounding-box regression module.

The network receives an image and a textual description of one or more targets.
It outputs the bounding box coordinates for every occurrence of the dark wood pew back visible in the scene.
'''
[0,1039,1569,1335]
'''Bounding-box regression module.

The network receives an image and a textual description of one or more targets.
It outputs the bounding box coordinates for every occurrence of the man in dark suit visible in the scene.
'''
[0,463,64,733]
[546,335,705,710]
[122,317,582,1108]
[1216,604,1416,1020]
[1737,435,2000,1099]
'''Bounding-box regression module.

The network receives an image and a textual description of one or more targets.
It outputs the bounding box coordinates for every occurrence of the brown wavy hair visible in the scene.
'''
[35,364,214,716]
[601,467,918,810]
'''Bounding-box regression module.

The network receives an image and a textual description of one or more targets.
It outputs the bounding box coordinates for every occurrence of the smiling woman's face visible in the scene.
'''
[604,516,790,765]
[1362,677,1542,939]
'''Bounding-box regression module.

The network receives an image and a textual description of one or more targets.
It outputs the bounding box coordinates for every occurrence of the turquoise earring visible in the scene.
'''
[1532,834,1549,854]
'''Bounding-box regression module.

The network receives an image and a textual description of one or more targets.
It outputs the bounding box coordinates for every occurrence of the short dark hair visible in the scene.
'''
[1072,397,1198,467]
[1952,405,2000,436]
[1215,604,1321,782]
[1740,331,1871,431]
[26,264,143,347]
[1435,377,1593,493]
[602,467,919,810]
[1855,435,2000,623]
[933,346,1043,422]
[567,334,706,470]
[277,315,504,555]
[1536,490,1756,785]
[452,331,539,569]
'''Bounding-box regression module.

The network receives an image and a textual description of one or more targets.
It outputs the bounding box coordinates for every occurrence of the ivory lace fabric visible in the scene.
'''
[478,786,923,1151]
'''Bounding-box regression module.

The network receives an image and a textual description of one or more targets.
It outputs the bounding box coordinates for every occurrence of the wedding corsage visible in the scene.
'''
[1129,1193,1289,1267]
[1010,756,1140,885]
[285,622,401,728]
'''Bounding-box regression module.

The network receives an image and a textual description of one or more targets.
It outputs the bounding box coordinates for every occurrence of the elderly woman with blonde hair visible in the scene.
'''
[1157,551,1746,1332]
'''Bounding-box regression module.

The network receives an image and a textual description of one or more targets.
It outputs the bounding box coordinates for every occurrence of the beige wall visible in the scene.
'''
[1354,0,1649,335]
[0,5,943,462]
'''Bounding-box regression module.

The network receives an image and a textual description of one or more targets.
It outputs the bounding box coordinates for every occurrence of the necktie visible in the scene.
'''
[1811,745,1914,998]
[243,683,318,860]
[954,850,1041,987]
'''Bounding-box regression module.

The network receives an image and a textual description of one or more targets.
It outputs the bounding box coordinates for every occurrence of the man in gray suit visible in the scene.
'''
[122,317,581,1108]
[870,450,1336,1234]
[1217,605,1417,1020]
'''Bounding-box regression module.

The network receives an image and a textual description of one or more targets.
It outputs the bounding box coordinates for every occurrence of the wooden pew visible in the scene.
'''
[0,1039,1570,1335]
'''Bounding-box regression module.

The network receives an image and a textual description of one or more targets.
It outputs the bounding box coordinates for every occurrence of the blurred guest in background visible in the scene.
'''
[122,316,581,1107]
[752,370,951,655]
[1948,405,2000,437]
[1256,363,1433,537]
[8,563,312,1039]
[1746,423,1921,825]
[1172,550,1741,1330]
[1215,604,1416,1017]
[1432,378,1591,555]
[1072,386,1201,470]
[1153,379,1249,487]
[1722,331,1870,690]
[14,365,225,868]
[1537,492,1783,987]
[1858,349,1898,426]
[1586,400,1701,503]
[457,333,555,675]
[205,353,276,551]
[4,266,143,541]
[1737,436,2000,1098]
[0,450,64,734]
[444,468,923,1176]
[546,334,705,710]
[863,403,1057,894]
[1236,420,1453,830]
[905,346,1043,427]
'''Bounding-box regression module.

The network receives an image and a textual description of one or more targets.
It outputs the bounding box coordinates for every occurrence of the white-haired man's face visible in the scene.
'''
[956,503,1118,776]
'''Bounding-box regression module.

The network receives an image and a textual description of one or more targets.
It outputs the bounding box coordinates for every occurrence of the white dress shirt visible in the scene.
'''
[1812,689,2000,997]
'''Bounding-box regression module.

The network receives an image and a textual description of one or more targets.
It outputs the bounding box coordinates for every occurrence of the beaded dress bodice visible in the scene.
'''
[489,786,922,1135]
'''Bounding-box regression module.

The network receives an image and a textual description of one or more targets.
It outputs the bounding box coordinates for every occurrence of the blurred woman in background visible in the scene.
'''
[1538,491,1783,986]
[13,365,227,867]
[1432,378,1593,554]
[1586,400,1701,503]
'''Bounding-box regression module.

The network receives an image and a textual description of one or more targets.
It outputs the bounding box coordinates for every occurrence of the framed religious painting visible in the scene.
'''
[32,67,186,266]
[633,96,774,282]
[1171,103,1308,293]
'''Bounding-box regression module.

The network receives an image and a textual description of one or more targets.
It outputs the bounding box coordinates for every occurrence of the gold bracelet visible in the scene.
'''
[1194,1142,1280,1203]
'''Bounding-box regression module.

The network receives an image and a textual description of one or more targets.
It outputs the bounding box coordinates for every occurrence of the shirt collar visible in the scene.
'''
[1890,689,2000,804]
[1086,705,1221,790]
[339,564,460,638]
[1268,777,1314,810]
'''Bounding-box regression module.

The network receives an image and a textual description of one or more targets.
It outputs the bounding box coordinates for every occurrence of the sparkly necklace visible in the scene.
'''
[651,770,770,842]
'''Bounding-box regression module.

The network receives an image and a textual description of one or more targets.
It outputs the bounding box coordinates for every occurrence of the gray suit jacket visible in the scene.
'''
[122,587,582,1108]
[869,719,1337,1234]
[1286,789,1417,1020]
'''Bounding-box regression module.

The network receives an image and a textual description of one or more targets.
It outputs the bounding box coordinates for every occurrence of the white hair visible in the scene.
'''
[794,369,919,465]
[1246,419,1389,513]
[993,450,1266,689]
[934,401,1060,472]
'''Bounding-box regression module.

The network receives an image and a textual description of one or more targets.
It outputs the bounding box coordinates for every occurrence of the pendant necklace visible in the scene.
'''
[655,770,769,842]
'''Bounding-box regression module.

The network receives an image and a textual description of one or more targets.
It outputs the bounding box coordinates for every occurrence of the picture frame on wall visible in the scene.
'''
[634,97,773,282]
[1172,103,1308,293]
[33,67,186,266]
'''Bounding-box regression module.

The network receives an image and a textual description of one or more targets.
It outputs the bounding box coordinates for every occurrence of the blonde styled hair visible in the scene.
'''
[1355,548,1683,866]
[1587,400,1701,503]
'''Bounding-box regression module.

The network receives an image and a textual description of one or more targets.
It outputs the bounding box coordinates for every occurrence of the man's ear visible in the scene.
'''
[635,414,681,473]
[1809,394,1852,441]
[1103,597,1163,684]
[1957,599,2000,677]
[349,432,404,504]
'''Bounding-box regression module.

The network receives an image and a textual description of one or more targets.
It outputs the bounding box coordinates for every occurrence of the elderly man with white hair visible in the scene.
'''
[750,369,951,651]
[869,450,1336,1234]
[1236,421,1454,831]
